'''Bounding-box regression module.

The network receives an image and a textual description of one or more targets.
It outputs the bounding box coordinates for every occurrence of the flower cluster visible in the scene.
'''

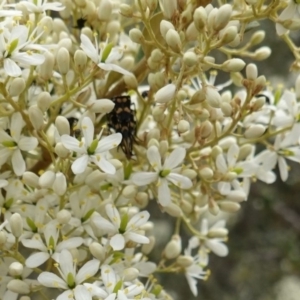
[0,0,299,299]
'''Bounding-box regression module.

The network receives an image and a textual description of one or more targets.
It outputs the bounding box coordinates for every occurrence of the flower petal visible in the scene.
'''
[76,260,100,284]
[164,147,186,169]
[96,133,122,153]
[131,172,157,186]
[12,149,25,176]
[147,146,161,170]
[26,252,50,268]
[110,233,125,251]
[38,272,67,289]
[158,179,171,206]
[71,155,89,174]
[81,117,94,146]
[167,173,192,189]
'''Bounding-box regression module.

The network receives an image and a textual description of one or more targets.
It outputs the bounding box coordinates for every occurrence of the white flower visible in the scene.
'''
[0,24,45,77]
[80,34,132,76]
[92,203,150,251]
[61,117,122,174]
[8,0,64,13]
[276,0,300,36]
[0,112,38,176]
[38,249,99,300]
[22,221,84,268]
[132,146,192,206]
[84,265,145,300]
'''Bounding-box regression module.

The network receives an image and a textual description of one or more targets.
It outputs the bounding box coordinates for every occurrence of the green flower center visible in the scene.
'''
[87,139,98,155]
[159,169,171,177]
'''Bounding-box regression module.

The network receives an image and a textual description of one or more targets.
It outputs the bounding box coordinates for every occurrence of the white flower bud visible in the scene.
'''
[85,170,106,190]
[186,22,198,41]
[120,4,133,17]
[56,209,71,224]
[39,51,54,81]
[122,185,137,199]
[176,255,194,267]
[147,0,158,11]
[124,75,138,89]
[183,51,198,67]
[9,262,24,277]
[9,78,25,97]
[123,268,139,281]
[254,46,271,61]
[0,231,6,245]
[200,167,214,179]
[165,29,182,52]
[206,86,221,108]
[221,102,232,117]
[74,49,87,72]
[250,30,265,46]
[200,120,213,139]
[218,201,241,212]
[193,6,207,31]
[39,170,56,188]
[58,38,72,52]
[213,4,232,31]
[97,0,112,21]
[53,172,67,196]
[163,202,183,217]
[28,105,44,130]
[177,120,190,133]
[55,142,69,158]
[161,0,177,19]
[160,20,174,39]
[180,199,193,214]
[57,47,70,75]
[246,63,258,80]
[220,26,238,44]
[254,75,266,90]
[89,242,106,262]
[181,169,197,180]
[238,144,253,160]
[222,58,246,72]
[37,91,51,112]
[129,28,144,43]
[135,192,149,208]
[244,124,266,139]
[164,235,182,259]
[151,49,164,62]
[208,198,220,215]
[142,236,155,255]
[9,213,23,238]
[226,190,247,202]
[55,116,70,136]
[7,279,30,294]
[22,172,39,188]
[155,83,176,103]
[89,99,115,113]
[252,96,265,111]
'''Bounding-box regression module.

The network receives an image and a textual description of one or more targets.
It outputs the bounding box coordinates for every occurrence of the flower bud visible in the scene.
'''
[221,102,232,117]
[23,172,39,188]
[57,47,70,75]
[254,47,271,61]
[222,58,246,72]
[244,124,265,139]
[124,75,138,89]
[250,30,265,46]
[9,78,25,97]
[207,228,228,238]
[200,167,214,180]
[28,105,44,130]
[193,6,207,31]
[9,262,24,277]
[165,29,182,52]
[39,170,56,188]
[181,169,197,180]
[218,201,241,212]
[205,86,221,108]
[53,172,67,196]
[163,203,183,217]
[135,192,149,208]
[220,26,238,44]
[226,190,247,202]
[123,268,139,281]
[0,231,7,245]
[208,198,220,215]
[246,63,258,80]
[200,120,213,139]
[164,235,182,259]
[55,142,69,158]
[39,51,54,81]
[186,22,198,41]
[176,255,194,267]
[97,0,112,21]
[89,99,115,113]
[142,236,155,255]
[213,4,232,31]
[74,49,87,72]
[122,185,137,199]
[178,120,190,133]
[7,279,30,294]
[9,213,23,238]
[183,51,198,67]
[155,83,176,103]
[89,242,106,261]
[161,0,177,19]
[160,20,174,39]
[37,91,52,112]
[55,116,70,136]
[129,28,144,43]
[119,4,133,17]
[56,209,71,224]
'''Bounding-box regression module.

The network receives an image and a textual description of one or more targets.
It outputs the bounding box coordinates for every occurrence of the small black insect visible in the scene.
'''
[108,96,137,159]
[74,17,87,30]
